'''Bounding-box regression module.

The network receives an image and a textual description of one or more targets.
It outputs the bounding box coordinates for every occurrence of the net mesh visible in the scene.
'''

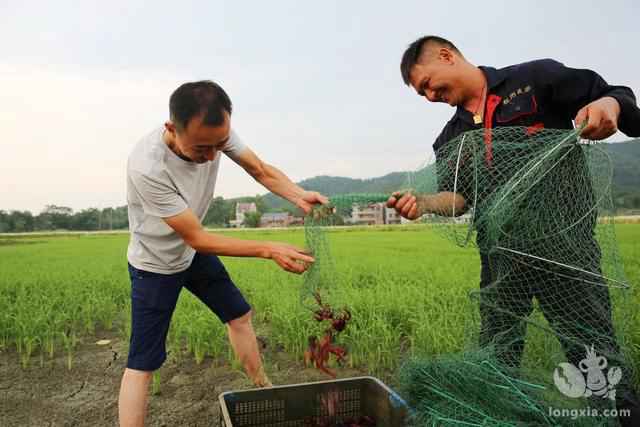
[301,194,396,309]
[301,127,637,425]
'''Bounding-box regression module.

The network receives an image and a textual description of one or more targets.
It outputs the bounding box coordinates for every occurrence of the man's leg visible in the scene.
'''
[120,264,183,426]
[535,260,640,427]
[227,311,272,387]
[185,253,271,387]
[478,252,535,368]
[118,369,153,427]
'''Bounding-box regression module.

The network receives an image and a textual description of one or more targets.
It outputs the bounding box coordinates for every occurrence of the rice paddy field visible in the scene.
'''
[0,224,639,425]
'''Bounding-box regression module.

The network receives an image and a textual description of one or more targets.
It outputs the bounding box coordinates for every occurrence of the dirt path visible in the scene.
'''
[0,331,373,427]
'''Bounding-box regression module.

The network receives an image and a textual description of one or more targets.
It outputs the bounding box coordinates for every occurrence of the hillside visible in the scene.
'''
[606,139,640,193]
[261,172,409,211]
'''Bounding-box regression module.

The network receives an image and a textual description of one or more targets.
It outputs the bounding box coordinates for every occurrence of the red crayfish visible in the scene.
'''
[304,291,352,377]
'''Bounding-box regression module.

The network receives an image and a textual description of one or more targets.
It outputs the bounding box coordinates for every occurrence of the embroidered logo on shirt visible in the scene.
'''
[503,85,532,105]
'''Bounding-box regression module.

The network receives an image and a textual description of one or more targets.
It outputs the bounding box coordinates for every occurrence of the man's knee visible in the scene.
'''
[227,310,253,331]
[123,367,154,381]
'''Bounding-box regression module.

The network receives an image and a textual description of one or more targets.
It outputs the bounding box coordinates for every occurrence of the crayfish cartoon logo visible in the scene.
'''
[553,345,622,400]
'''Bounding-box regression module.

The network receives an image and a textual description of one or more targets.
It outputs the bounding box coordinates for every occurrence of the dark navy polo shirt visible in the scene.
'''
[433,58,640,152]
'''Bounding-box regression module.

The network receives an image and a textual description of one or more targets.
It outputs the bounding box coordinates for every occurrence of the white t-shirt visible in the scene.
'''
[126,126,247,274]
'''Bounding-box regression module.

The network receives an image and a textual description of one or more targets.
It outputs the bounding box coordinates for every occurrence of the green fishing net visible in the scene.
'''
[301,193,393,309]
[398,126,637,426]
[301,126,637,425]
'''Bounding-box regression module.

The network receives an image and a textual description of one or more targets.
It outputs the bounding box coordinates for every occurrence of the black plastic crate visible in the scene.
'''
[218,376,408,426]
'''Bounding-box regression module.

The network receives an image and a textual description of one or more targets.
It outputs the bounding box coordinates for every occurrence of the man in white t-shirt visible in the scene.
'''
[120,80,327,427]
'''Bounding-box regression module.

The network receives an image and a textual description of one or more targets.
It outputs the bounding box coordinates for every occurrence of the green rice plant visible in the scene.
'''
[151,371,161,395]
[0,225,637,384]
[60,330,78,370]
[20,336,38,369]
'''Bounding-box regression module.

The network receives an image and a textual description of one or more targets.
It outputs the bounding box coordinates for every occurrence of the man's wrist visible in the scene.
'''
[291,190,307,207]
[258,242,273,259]
[602,96,621,117]
[416,195,431,215]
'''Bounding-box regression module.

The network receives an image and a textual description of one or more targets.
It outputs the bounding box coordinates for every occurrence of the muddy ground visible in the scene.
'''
[0,329,380,427]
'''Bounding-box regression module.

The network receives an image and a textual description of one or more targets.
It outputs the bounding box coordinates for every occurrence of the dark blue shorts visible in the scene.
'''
[126,253,251,371]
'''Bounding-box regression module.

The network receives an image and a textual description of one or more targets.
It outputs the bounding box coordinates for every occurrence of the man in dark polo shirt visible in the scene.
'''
[387,35,640,425]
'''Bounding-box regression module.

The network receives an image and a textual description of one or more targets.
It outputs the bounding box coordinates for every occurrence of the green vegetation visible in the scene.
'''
[1,225,638,381]
[607,139,640,211]
[0,205,129,233]
[242,211,262,228]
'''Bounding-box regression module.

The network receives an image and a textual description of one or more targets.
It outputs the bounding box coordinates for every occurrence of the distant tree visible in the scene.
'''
[34,214,52,231]
[243,211,262,228]
[99,207,112,230]
[254,194,268,214]
[204,197,234,227]
[7,211,35,232]
[109,206,128,229]
[37,205,73,230]
[0,210,9,233]
[42,205,73,216]
[94,206,128,230]
[71,208,100,230]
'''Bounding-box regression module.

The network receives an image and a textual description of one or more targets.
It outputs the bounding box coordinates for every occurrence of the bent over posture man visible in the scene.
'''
[388,36,640,426]
[120,80,327,426]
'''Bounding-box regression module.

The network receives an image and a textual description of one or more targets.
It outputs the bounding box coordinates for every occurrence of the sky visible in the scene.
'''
[2,0,639,213]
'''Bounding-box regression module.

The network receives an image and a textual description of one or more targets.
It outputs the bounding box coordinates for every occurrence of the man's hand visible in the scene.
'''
[575,96,620,140]
[386,191,421,220]
[265,241,315,274]
[295,191,329,215]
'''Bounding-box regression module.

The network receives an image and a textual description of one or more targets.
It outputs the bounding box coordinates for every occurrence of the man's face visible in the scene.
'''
[166,112,231,164]
[408,48,464,107]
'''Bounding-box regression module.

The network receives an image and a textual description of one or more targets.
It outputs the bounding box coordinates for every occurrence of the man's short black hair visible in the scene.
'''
[169,80,232,131]
[400,36,461,86]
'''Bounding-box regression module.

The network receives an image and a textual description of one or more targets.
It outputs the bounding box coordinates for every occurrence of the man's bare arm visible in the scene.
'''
[419,192,467,216]
[232,148,327,214]
[164,208,313,273]
[387,191,467,219]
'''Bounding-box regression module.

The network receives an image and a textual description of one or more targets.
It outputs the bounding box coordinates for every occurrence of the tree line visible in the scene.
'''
[0,205,130,233]
[0,195,279,233]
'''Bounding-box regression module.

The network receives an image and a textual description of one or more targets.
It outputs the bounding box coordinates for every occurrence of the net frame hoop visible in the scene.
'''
[451,134,479,246]
[494,246,629,289]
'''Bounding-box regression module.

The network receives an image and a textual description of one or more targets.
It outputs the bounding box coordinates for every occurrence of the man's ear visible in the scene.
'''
[164,121,177,135]
[438,48,455,64]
